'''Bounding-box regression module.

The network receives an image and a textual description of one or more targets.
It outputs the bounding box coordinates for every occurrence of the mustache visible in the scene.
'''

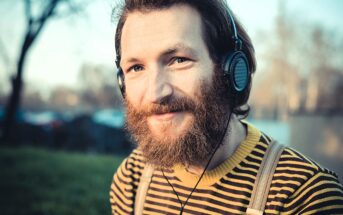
[127,96,197,117]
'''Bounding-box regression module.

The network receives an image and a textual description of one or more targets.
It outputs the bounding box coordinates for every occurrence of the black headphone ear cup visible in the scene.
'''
[116,68,126,98]
[222,51,250,93]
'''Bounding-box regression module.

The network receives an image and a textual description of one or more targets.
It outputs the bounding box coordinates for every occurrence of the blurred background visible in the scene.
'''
[0,0,342,214]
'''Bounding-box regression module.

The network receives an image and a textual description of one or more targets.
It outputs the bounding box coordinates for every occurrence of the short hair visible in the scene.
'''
[114,0,256,117]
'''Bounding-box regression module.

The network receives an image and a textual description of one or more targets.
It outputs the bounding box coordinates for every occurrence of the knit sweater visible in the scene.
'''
[110,122,343,214]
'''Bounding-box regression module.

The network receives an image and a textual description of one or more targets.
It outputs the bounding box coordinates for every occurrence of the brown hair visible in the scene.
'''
[113,0,256,117]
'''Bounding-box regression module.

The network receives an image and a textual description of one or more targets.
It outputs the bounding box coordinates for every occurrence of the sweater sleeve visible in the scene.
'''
[109,150,145,215]
[284,170,343,214]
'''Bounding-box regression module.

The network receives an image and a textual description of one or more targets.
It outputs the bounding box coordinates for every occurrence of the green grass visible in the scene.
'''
[0,146,125,215]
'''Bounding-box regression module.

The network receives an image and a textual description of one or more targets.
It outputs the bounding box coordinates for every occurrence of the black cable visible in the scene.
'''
[162,111,233,215]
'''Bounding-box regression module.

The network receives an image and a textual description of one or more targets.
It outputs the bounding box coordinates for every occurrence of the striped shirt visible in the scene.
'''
[110,122,343,214]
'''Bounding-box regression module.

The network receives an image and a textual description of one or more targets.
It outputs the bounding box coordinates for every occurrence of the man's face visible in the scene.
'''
[120,4,229,167]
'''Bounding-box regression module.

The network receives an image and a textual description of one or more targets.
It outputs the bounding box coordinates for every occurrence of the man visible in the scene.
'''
[110,0,343,214]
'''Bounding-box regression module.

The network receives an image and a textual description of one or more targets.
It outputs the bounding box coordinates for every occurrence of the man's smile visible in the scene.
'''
[149,111,183,121]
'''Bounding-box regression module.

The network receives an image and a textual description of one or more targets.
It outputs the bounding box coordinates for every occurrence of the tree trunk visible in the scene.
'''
[1,33,32,144]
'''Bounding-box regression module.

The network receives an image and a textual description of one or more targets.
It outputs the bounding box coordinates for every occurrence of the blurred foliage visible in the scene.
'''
[0,146,124,215]
[250,1,343,120]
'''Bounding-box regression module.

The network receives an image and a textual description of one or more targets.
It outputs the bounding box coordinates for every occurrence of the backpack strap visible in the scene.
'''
[246,140,285,215]
[134,163,154,215]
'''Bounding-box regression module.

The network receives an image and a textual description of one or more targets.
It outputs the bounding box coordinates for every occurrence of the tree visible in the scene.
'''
[251,0,343,119]
[1,0,87,143]
[251,0,301,120]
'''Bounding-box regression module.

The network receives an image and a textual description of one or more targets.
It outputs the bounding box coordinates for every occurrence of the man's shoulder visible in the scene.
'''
[266,145,343,213]
[111,149,146,190]
[272,144,343,199]
[127,148,145,163]
[249,122,337,179]
[252,126,341,188]
[110,150,145,214]
[120,148,146,172]
[279,146,338,179]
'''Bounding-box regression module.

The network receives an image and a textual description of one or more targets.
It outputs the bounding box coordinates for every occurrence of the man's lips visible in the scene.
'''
[149,111,181,121]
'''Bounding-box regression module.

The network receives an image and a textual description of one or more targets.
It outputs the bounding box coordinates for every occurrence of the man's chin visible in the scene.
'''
[147,125,187,143]
[137,135,184,168]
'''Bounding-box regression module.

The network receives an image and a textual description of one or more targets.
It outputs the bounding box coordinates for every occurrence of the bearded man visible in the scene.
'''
[110,0,343,214]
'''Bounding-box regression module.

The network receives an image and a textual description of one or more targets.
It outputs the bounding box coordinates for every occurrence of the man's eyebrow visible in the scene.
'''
[123,57,140,65]
[161,43,198,57]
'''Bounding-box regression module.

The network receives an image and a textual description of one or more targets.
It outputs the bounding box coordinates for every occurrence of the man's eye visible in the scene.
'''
[171,57,189,65]
[128,65,143,73]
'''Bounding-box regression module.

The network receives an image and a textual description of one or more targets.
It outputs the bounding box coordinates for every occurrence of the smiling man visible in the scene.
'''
[110,0,343,214]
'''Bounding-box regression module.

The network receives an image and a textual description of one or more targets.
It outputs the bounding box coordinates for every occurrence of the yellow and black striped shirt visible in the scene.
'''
[110,123,343,214]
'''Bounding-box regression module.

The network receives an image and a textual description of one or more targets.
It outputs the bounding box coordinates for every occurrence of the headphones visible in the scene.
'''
[115,7,250,101]
[221,9,250,107]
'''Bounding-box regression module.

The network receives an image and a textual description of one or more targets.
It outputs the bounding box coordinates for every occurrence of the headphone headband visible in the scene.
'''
[227,8,242,51]
[227,8,238,40]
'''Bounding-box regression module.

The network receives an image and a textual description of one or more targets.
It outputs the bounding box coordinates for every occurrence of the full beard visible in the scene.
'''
[125,70,231,168]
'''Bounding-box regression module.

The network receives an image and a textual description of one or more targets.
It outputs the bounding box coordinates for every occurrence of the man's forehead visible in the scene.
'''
[120,4,204,63]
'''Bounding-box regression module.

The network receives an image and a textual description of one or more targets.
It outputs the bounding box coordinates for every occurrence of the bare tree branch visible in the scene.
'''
[24,0,33,26]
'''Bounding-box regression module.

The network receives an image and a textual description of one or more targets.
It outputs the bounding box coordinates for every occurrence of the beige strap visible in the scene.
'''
[134,163,154,215]
[246,140,284,215]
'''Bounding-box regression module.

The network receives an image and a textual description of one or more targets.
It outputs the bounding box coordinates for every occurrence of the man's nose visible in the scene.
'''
[146,65,173,104]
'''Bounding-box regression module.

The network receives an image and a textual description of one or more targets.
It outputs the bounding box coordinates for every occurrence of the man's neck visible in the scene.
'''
[186,115,247,175]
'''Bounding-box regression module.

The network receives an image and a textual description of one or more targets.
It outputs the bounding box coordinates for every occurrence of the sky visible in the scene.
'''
[0,0,342,94]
